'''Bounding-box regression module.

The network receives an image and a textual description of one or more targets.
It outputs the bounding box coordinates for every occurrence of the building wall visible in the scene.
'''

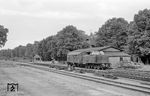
[123,57,131,62]
[131,55,142,63]
[109,56,131,68]
[109,57,120,68]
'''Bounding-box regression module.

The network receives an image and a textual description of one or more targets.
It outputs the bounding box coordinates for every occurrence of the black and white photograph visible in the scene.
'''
[0,0,150,96]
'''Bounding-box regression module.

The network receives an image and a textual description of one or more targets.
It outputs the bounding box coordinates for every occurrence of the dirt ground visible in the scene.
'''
[0,61,149,96]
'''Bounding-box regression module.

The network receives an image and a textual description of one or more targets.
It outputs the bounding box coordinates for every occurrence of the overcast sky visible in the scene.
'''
[0,0,150,49]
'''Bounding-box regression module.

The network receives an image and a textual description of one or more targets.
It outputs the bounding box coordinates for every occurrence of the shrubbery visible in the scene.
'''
[96,69,150,81]
[34,62,150,81]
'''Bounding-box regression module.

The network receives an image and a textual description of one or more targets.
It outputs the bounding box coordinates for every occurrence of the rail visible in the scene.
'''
[17,62,150,94]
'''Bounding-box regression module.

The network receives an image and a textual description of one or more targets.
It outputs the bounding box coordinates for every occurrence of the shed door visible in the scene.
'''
[109,57,120,68]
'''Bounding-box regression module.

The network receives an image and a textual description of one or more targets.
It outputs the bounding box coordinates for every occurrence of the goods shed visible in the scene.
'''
[68,46,131,68]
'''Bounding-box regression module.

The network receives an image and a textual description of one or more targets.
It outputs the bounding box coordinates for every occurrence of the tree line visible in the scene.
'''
[0,9,150,64]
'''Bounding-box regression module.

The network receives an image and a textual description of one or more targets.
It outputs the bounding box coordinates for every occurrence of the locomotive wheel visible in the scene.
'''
[92,65,94,69]
[85,65,88,69]
[94,65,98,69]
[90,65,93,69]
[88,65,91,69]
[94,65,97,69]
[85,65,87,69]
[97,66,100,70]
[86,65,88,69]
[106,63,109,69]
[89,64,91,69]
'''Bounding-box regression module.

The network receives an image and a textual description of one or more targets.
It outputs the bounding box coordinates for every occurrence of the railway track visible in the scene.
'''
[17,62,150,94]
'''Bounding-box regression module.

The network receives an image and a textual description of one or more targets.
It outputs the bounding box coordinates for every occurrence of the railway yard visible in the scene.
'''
[0,60,150,96]
[0,2,150,96]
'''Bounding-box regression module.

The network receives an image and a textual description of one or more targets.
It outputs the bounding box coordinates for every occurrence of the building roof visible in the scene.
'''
[68,46,130,57]
[74,46,111,52]
[68,46,111,55]
[67,51,83,55]
[34,54,41,58]
[105,52,130,57]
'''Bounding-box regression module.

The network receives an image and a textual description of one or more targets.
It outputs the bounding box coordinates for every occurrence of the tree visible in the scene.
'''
[96,18,129,50]
[87,33,97,47]
[56,25,89,61]
[0,25,8,47]
[0,49,12,59]
[32,41,39,55]
[37,36,58,61]
[37,39,49,61]
[25,43,34,59]
[128,9,150,64]
[45,36,58,60]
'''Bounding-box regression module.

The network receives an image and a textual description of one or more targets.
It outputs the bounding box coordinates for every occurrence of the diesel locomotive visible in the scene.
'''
[67,49,111,70]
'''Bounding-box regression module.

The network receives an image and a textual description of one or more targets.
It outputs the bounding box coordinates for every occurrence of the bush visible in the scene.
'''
[120,61,142,69]
[75,69,85,73]
[103,74,118,79]
[94,71,118,79]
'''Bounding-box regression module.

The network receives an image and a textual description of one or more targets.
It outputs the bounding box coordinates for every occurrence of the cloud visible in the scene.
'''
[0,9,28,16]
[0,8,87,19]
[0,0,96,19]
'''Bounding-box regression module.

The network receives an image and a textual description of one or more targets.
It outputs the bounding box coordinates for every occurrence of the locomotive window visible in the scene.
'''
[120,57,123,61]
[86,52,91,55]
